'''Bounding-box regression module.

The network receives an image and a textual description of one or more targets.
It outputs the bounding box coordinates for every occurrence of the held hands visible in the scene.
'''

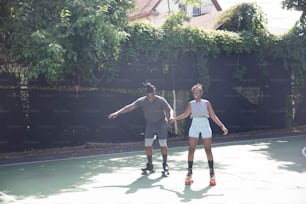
[168,117,176,123]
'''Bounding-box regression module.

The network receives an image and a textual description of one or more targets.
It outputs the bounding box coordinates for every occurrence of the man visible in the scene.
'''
[108,82,174,174]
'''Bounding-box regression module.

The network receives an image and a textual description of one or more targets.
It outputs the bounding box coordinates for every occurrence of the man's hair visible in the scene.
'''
[144,82,156,94]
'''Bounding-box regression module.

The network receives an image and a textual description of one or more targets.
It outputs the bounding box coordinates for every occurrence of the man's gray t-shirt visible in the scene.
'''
[133,95,171,124]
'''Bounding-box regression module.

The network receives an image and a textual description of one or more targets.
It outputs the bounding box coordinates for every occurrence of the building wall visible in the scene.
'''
[129,0,220,27]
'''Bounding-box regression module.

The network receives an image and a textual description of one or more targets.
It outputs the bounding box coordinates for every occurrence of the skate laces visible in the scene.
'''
[146,163,153,170]
[162,163,168,170]
[187,168,192,176]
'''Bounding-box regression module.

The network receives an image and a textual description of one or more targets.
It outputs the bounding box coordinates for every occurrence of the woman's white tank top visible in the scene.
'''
[190,99,209,118]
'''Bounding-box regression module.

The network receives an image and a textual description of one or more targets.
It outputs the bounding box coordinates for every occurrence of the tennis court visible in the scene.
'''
[1,135,306,204]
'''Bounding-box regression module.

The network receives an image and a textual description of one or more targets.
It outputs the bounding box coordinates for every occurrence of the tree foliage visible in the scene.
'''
[162,10,190,31]
[173,0,200,7]
[1,0,133,86]
[216,3,268,33]
[282,0,306,19]
[281,0,306,87]
[1,0,305,89]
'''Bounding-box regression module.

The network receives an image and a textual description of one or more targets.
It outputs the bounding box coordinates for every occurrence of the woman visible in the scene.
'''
[171,83,228,185]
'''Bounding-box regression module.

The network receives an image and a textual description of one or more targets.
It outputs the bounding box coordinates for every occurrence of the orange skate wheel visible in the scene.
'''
[210,179,216,186]
[185,179,193,185]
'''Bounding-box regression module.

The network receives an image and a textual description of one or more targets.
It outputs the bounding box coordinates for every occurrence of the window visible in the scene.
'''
[178,3,187,12]
[192,0,203,16]
[192,6,201,16]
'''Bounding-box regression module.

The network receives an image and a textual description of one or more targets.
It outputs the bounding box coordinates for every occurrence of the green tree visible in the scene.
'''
[282,0,306,25]
[0,0,16,72]
[278,0,306,125]
[162,10,190,31]
[216,3,268,33]
[1,0,133,86]
[174,0,200,7]
[281,0,306,87]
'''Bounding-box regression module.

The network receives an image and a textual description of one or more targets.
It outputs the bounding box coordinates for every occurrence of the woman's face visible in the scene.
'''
[192,88,202,100]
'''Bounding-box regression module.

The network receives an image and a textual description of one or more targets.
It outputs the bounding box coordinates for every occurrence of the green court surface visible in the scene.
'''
[0,135,306,204]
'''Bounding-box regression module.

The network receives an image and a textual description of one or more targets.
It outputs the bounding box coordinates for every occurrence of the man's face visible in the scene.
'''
[146,93,155,103]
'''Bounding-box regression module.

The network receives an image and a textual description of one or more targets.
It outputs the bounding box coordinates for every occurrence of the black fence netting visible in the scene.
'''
[1,53,305,152]
[0,88,146,152]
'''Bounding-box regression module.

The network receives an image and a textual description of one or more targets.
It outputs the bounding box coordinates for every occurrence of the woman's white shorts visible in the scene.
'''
[189,118,212,138]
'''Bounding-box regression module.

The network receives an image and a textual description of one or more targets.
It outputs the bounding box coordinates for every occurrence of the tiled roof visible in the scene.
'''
[184,11,224,30]
[127,0,162,20]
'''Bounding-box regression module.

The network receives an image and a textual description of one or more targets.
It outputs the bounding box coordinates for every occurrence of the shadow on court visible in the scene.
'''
[94,173,165,194]
[160,184,224,202]
[94,173,224,203]
[250,137,306,172]
[0,135,305,204]
[0,152,149,199]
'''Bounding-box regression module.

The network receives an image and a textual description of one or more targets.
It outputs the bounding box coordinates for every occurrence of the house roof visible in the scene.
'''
[212,0,222,11]
[184,11,224,30]
[128,0,223,21]
[127,0,162,21]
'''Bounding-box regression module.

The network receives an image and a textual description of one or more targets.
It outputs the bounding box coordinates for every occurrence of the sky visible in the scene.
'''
[217,0,302,35]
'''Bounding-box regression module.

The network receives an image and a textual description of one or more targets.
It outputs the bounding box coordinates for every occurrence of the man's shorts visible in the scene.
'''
[144,122,168,147]
[189,118,212,138]
[145,138,167,147]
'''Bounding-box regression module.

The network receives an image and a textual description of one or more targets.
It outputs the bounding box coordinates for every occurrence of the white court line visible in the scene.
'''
[0,134,305,167]
[302,146,306,158]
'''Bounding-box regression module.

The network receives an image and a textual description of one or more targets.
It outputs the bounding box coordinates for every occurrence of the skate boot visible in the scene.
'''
[185,168,193,185]
[162,162,169,176]
[209,170,216,186]
[141,163,154,174]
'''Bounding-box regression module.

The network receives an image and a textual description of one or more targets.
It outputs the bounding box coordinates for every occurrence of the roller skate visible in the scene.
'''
[209,170,216,186]
[161,162,169,177]
[141,163,155,175]
[210,176,216,186]
[185,168,193,185]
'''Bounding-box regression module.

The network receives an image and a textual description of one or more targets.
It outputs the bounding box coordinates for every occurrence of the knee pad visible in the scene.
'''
[145,138,154,147]
[158,139,167,147]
